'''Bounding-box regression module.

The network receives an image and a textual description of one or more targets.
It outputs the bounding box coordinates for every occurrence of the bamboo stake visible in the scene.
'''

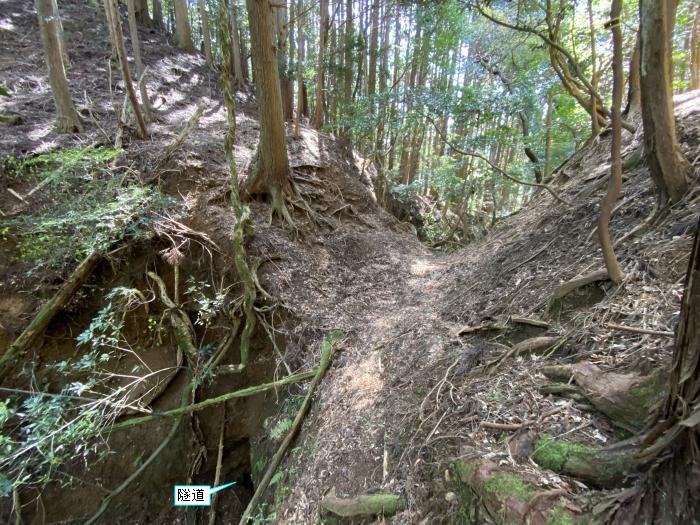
[108,370,317,432]
[239,334,339,524]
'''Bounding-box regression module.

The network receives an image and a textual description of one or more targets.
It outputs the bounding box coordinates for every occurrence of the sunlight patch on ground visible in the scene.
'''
[410,258,438,277]
[28,123,54,143]
[0,18,15,31]
[337,352,383,411]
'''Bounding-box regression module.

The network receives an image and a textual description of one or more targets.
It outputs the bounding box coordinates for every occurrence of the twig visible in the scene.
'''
[208,407,226,525]
[238,334,339,524]
[424,114,572,206]
[108,370,317,432]
[85,388,190,525]
[605,323,674,337]
[481,402,570,431]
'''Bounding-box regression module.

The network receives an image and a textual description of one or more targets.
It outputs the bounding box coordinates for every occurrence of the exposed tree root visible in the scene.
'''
[0,251,102,375]
[551,268,610,301]
[451,456,586,522]
[532,434,637,489]
[321,488,403,518]
[239,332,340,525]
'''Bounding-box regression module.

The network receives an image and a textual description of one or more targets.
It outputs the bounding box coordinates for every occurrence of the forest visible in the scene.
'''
[0,0,699,523]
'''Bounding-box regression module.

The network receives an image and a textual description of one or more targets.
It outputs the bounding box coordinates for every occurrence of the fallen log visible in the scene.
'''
[0,252,102,376]
[238,332,341,525]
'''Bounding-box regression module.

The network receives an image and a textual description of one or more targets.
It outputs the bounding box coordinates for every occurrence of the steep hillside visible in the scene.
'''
[1,1,700,524]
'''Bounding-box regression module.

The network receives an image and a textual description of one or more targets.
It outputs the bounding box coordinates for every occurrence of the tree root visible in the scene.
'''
[0,251,102,375]
[321,488,403,518]
[532,434,638,489]
[238,332,341,525]
[451,456,586,522]
[551,268,610,300]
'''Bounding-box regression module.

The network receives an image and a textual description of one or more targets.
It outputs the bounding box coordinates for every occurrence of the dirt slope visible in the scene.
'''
[1,0,700,523]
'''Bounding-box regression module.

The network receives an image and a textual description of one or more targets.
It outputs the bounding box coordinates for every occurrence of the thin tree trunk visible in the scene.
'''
[295,0,304,137]
[36,0,83,133]
[103,0,119,56]
[690,1,700,90]
[126,0,152,121]
[230,2,244,86]
[153,0,163,29]
[587,0,600,135]
[174,0,195,52]
[198,0,213,68]
[625,31,641,115]
[639,0,692,204]
[544,89,554,180]
[313,0,328,129]
[107,0,147,138]
[598,0,624,283]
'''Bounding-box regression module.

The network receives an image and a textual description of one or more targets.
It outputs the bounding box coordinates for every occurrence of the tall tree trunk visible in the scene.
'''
[107,0,147,138]
[152,0,164,29]
[126,0,152,121]
[626,216,700,522]
[625,31,641,115]
[198,0,213,68]
[367,0,379,100]
[544,89,554,180]
[230,2,244,87]
[639,0,692,204]
[587,0,600,136]
[35,0,82,133]
[273,1,293,122]
[690,1,700,90]
[294,0,304,137]
[313,0,328,129]
[103,0,119,56]
[598,0,625,283]
[174,0,195,52]
[343,0,353,111]
[134,0,151,26]
[243,0,292,222]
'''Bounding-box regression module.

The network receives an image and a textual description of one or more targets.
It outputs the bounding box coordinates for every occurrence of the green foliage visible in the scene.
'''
[269,418,292,440]
[3,147,175,273]
[0,84,10,97]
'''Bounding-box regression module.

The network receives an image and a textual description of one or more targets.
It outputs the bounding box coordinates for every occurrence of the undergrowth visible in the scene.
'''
[2,147,175,274]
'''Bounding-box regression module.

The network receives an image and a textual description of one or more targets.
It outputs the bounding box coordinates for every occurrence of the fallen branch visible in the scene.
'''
[239,333,340,525]
[108,369,317,432]
[0,252,102,375]
[425,114,572,206]
[85,384,191,525]
[321,488,403,517]
[605,322,674,337]
[153,104,205,169]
